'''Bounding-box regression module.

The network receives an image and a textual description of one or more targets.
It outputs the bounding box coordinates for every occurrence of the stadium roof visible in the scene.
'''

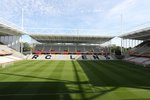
[120,27,150,40]
[30,34,114,44]
[0,23,25,36]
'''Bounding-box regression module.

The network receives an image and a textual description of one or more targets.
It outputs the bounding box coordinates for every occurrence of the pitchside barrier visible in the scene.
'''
[27,54,113,60]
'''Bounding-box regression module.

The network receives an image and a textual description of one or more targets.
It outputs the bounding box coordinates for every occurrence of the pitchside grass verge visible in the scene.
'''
[0,60,150,100]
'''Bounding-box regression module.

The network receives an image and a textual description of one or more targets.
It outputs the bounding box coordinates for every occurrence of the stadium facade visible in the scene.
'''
[0,22,24,52]
[26,34,114,60]
[0,20,150,66]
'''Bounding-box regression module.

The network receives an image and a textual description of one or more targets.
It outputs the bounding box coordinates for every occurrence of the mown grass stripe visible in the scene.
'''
[0,61,50,95]
[85,61,119,86]
[108,61,150,84]
[0,61,39,81]
[95,61,132,85]
[33,61,62,95]
[78,61,106,86]
[17,61,55,100]
[115,61,150,77]
[80,61,131,98]
[0,60,29,71]
[94,61,138,98]
[96,61,140,85]
[75,61,96,93]
[0,60,150,100]
[48,61,66,92]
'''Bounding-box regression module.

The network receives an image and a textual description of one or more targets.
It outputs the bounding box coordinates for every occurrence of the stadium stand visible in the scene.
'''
[69,45,75,52]
[0,45,25,68]
[0,45,13,56]
[33,44,103,54]
[124,56,150,66]
[27,34,114,60]
[129,41,150,57]
[27,54,113,60]
[0,22,114,62]
[0,22,25,67]
[121,27,150,67]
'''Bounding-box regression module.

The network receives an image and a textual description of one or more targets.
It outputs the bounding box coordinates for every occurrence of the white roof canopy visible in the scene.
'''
[0,23,25,36]
[30,34,114,44]
[120,27,150,40]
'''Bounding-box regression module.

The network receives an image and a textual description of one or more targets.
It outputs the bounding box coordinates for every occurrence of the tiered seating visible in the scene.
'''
[93,46,100,52]
[0,45,25,67]
[0,45,13,56]
[33,45,43,52]
[0,45,25,58]
[129,41,150,57]
[84,46,93,52]
[76,46,84,52]
[0,56,15,64]
[51,45,60,52]
[69,46,75,52]
[43,45,50,52]
[141,48,150,57]
[60,46,68,52]
[124,56,150,67]
[125,41,150,66]
[33,44,107,55]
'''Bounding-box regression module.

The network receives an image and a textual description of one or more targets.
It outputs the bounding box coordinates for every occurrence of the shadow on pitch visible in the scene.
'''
[0,82,71,100]
[0,61,118,100]
[1,60,150,100]
[77,60,150,100]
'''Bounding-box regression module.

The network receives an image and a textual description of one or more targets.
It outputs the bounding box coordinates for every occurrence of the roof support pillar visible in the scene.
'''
[134,40,136,47]
[136,40,138,46]
[123,39,125,53]
[20,35,23,54]
[121,38,123,54]
[109,39,112,55]
[122,38,124,53]
[125,39,128,52]
[129,39,131,48]
[132,39,134,48]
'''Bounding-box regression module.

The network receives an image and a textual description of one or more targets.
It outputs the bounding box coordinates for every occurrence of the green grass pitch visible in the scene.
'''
[0,60,150,100]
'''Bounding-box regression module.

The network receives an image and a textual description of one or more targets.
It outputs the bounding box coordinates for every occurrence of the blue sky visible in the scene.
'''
[0,0,150,45]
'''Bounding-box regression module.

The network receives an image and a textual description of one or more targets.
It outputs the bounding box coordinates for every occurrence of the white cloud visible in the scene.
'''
[107,0,137,18]
[1,0,149,36]
[0,0,104,21]
[0,0,64,17]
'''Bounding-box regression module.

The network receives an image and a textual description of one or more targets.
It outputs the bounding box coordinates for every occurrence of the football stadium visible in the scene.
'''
[0,0,150,100]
